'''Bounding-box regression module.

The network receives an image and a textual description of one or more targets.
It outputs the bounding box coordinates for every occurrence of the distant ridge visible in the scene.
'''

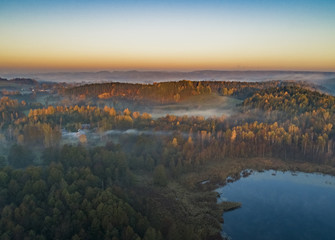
[9,78,38,85]
[1,70,335,85]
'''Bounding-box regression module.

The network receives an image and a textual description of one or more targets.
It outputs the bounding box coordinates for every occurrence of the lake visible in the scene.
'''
[217,170,335,240]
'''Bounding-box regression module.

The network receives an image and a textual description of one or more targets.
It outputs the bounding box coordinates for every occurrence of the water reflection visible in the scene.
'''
[217,170,335,240]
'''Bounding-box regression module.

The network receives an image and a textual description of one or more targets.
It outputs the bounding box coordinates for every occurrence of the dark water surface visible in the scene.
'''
[217,170,335,240]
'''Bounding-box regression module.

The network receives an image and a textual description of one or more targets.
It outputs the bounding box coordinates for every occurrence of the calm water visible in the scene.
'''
[217,170,335,240]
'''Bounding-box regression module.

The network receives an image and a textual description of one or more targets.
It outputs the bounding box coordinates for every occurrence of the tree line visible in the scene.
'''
[1,81,335,239]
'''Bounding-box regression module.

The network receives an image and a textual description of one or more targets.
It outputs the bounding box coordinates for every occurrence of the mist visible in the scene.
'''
[1,70,334,85]
[146,95,242,119]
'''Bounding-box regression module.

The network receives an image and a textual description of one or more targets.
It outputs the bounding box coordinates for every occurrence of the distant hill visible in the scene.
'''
[9,78,38,85]
[65,80,324,104]
[0,77,8,82]
[2,70,335,85]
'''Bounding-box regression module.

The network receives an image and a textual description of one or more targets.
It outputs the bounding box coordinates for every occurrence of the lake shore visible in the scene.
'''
[178,157,335,240]
[217,170,335,240]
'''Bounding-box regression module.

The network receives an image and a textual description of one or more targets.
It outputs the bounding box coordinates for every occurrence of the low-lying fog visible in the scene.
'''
[146,95,241,119]
[61,128,188,145]
[149,109,233,119]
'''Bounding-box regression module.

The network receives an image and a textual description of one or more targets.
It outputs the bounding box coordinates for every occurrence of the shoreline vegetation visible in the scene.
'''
[183,157,335,239]
[1,79,335,239]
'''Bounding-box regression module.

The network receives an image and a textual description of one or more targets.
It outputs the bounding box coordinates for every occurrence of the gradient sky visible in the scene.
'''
[0,0,335,71]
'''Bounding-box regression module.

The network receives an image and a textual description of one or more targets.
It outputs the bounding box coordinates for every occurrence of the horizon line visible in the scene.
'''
[1,69,335,75]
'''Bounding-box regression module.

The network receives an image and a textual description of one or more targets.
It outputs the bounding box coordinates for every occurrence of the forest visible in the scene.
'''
[1,79,335,239]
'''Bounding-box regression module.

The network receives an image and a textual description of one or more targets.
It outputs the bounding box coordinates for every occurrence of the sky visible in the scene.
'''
[0,0,335,72]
